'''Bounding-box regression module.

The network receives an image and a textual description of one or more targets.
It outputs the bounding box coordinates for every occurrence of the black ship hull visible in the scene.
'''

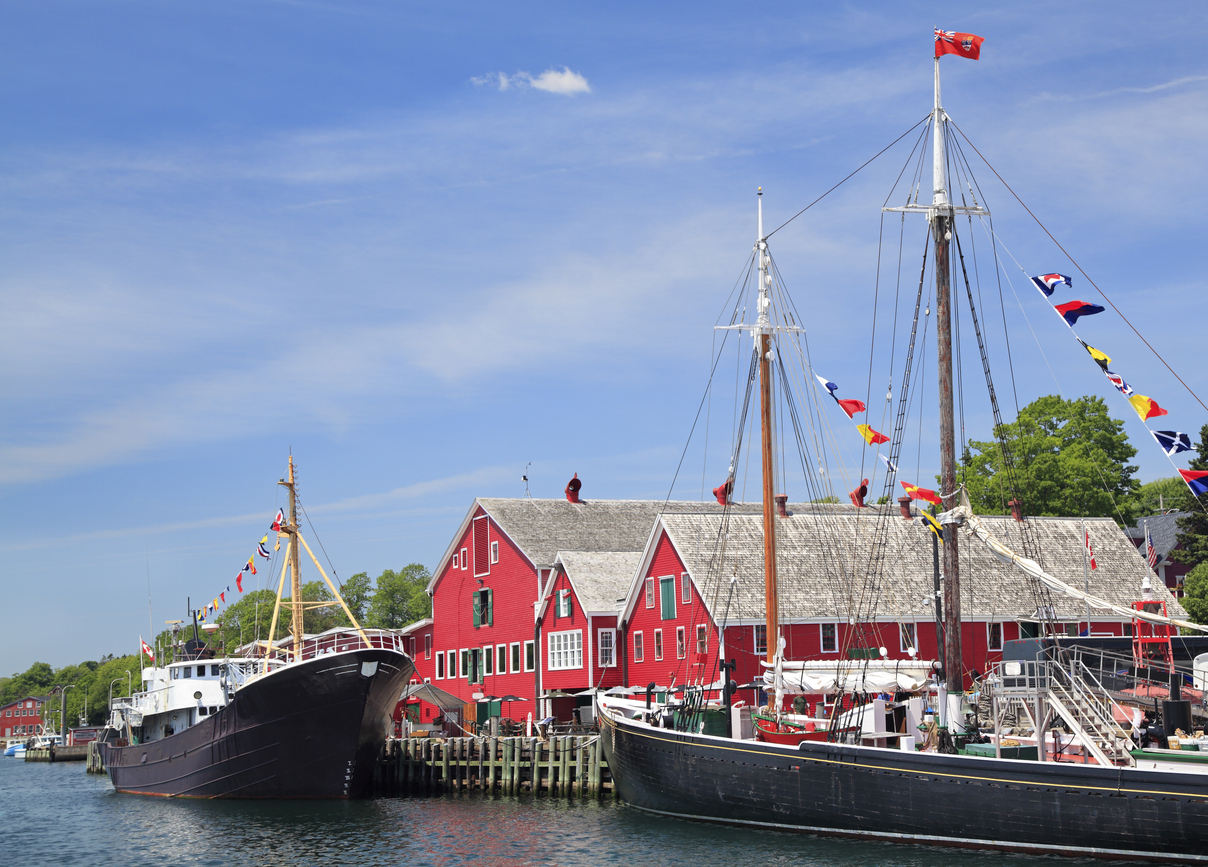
[103,647,412,798]
[600,710,1208,862]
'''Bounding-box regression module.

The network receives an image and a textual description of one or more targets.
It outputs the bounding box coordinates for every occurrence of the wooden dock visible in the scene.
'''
[26,745,88,763]
[373,735,613,797]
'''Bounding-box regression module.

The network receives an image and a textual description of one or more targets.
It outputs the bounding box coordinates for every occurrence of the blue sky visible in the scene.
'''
[3,1,1207,673]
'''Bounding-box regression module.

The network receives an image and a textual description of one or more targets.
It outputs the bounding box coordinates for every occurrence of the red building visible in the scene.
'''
[2,696,49,740]
[619,508,1170,700]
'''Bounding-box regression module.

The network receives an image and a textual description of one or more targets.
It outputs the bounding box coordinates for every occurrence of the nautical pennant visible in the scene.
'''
[271,509,284,532]
[1054,300,1106,327]
[257,535,272,559]
[1104,370,1133,396]
[1127,394,1168,421]
[236,572,244,593]
[934,29,984,60]
[220,591,225,604]
[1077,339,1112,371]
[245,557,257,576]
[900,481,942,505]
[1084,529,1097,570]
[856,424,890,445]
[1152,430,1192,456]
[1031,273,1072,297]
[878,453,898,473]
[814,373,866,418]
[920,511,943,542]
[1180,469,1208,498]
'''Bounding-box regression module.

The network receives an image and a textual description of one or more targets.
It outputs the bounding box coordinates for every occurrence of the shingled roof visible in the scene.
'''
[647,507,1185,624]
[1127,512,1188,562]
[551,551,644,615]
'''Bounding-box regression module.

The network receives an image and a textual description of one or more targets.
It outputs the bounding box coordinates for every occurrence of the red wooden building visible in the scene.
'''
[2,696,49,740]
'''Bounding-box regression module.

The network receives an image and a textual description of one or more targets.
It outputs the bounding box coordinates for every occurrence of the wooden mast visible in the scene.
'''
[279,456,304,662]
[931,56,963,696]
[757,190,780,667]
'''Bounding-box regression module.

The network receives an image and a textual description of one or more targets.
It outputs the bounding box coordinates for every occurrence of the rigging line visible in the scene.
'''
[766,115,931,238]
[296,497,342,591]
[950,119,1208,413]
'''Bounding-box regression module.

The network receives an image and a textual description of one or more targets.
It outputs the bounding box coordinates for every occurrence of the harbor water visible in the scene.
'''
[3,757,1120,866]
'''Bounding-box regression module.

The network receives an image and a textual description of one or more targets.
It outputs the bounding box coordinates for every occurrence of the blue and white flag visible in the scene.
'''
[1031,273,1072,297]
[1152,430,1192,456]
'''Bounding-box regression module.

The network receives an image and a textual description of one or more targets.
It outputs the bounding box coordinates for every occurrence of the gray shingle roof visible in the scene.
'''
[554,551,644,614]
[660,507,1185,623]
[1127,512,1188,560]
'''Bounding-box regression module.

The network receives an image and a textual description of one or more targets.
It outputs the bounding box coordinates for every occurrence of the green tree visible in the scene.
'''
[1175,424,1208,571]
[960,394,1140,526]
[366,564,432,629]
[336,572,374,627]
[1181,562,1208,624]
[1135,476,1189,517]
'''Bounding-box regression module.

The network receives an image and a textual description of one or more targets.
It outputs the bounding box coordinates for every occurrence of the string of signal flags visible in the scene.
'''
[195,509,283,623]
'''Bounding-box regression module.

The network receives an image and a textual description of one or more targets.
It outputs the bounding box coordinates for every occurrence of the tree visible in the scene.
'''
[212,589,290,652]
[1135,476,1189,517]
[960,394,1140,526]
[337,572,374,627]
[366,564,432,629]
[1181,562,1208,624]
[1175,424,1208,571]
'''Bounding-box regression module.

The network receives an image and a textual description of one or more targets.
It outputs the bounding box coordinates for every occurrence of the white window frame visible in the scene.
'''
[510,642,521,673]
[645,577,655,609]
[696,624,707,655]
[597,628,617,668]
[483,645,493,676]
[460,548,468,570]
[987,622,1003,652]
[490,540,499,564]
[654,628,664,661]
[557,588,571,618]
[676,626,686,659]
[436,652,444,679]
[424,633,432,659]
[754,624,767,656]
[899,621,916,654]
[820,622,838,654]
[659,575,676,620]
[547,630,583,671]
[497,643,507,674]
[447,649,457,678]
[633,630,644,663]
[523,640,535,672]
[460,648,469,679]
[681,572,692,604]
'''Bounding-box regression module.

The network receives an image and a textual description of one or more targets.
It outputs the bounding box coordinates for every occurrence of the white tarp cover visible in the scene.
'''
[760,656,934,695]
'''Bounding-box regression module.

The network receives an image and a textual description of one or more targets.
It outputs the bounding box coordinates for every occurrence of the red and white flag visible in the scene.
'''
[935,29,984,60]
[1084,529,1097,570]
[271,508,285,532]
[140,637,156,662]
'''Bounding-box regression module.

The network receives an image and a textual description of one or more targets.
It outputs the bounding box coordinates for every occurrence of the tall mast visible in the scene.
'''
[757,189,780,666]
[931,56,963,695]
[279,456,303,662]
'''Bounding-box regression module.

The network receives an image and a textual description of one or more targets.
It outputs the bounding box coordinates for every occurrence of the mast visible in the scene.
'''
[279,456,303,662]
[931,56,963,695]
[757,189,780,667]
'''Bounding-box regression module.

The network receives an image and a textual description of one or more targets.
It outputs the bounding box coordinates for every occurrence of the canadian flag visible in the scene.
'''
[140,637,156,662]
[934,29,984,60]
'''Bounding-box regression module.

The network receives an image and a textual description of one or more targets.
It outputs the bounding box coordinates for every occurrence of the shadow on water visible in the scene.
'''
[2,758,1135,867]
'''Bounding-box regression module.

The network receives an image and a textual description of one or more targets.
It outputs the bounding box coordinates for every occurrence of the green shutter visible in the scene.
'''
[486,589,493,626]
[472,591,481,627]
[660,577,676,620]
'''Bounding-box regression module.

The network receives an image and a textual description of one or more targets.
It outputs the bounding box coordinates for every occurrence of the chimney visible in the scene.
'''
[775,494,788,518]
[565,473,582,504]
[712,478,733,506]
[1008,499,1023,522]
[897,496,913,520]
[849,479,868,508]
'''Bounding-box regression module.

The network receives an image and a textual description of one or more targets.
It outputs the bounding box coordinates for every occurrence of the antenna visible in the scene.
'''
[522,462,532,498]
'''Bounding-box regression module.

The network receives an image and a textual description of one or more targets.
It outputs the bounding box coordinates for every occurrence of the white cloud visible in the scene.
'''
[472,67,591,95]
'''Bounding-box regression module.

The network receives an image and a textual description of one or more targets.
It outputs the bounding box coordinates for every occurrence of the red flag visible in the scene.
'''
[140,638,156,662]
[836,398,866,419]
[856,424,890,445]
[236,572,243,593]
[934,29,984,60]
[900,481,942,505]
[1084,529,1097,570]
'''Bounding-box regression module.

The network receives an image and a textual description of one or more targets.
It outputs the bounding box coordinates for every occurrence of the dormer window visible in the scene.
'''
[557,588,571,618]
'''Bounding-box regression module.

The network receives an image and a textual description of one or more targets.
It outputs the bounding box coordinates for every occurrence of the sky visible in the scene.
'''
[3,1,1208,673]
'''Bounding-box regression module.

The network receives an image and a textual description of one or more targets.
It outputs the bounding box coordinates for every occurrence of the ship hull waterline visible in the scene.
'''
[600,710,1208,863]
[103,647,413,799]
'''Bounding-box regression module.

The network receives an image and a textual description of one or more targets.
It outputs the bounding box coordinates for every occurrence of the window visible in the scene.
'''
[469,649,482,683]
[460,548,468,570]
[406,636,416,657]
[633,631,644,663]
[472,588,493,627]
[497,644,507,673]
[436,652,445,679]
[557,588,571,618]
[510,642,521,673]
[197,665,205,677]
[682,572,692,604]
[425,634,433,659]
[821,623,838,653]
[491,541,500,564]
[659,576,676,620]
[524,640,535,672]
[754,625,767,656]
[598,629,616,668]
[460,649,469,679]
[473,515,490,576]
[483,645,493,676]
[676,626,686,659]
[696,625,707,654]
[211,665,221,676]
[548,630,583,670]
[654,629,664,661]
[987,622,1003,652]
[899,622,916,653]
[447,650,457,678]
[183,666,192,679]
[645,577,655,609]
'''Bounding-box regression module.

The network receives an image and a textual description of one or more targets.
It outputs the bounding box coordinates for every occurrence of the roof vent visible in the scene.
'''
[775,494,788,518]
[712,478,733,506]
[849,479,868,508]
[565,473,582,504]
[1008,499,1023,522]
[897,495,913,520]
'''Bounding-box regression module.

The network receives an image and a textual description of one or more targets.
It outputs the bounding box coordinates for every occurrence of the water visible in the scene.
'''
[2,758,1118,867]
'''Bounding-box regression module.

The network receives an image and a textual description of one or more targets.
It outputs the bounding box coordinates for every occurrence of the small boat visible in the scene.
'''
[4,742,24,757]
[99,457,414,798]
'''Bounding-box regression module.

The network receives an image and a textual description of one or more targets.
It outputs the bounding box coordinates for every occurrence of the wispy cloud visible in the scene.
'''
[472,66,591,95]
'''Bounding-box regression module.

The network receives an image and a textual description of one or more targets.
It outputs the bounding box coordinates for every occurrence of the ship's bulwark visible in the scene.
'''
[104,647,413,798]
[601,713,1208,862]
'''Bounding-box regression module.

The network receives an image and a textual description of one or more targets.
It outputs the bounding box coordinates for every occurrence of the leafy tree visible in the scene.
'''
[1135,476,1190,517]
[1175,424,1208,570]
[366,564,432,629]
[960,394,1140,526]
[1181,562,1208,624]
[337,572,374,627]
[213,589,291,651]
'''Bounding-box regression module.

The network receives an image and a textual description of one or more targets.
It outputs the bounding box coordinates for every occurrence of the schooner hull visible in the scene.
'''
[103,647,412,798]
[600,710,1208,862]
